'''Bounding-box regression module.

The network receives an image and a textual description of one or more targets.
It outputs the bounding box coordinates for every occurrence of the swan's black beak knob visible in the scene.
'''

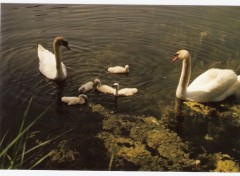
[62,40,71,50]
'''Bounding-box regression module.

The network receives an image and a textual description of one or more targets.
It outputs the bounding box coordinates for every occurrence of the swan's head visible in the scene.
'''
[172,50,190,61]
[54,36,71,50]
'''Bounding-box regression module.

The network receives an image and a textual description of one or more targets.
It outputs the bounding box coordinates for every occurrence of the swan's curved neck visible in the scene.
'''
[53,41,63,71]
[176,55,191,100]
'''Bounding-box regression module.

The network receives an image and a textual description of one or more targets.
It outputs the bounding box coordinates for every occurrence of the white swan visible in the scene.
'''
[93,79,115,94]
[173,49,240,102]
[38,36,70,81]
[78,81,94,94]
[112,83,138,97]
[108,65,129,74]
[61,94,88,105]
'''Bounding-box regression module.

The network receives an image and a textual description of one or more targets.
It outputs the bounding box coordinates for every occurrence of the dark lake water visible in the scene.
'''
[1,4,240,170]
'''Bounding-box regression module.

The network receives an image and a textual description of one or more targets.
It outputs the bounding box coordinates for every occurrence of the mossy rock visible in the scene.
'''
[213,153,240,172]
[90,103,195,171]
[184,101,217,116]
[50,140,79,164]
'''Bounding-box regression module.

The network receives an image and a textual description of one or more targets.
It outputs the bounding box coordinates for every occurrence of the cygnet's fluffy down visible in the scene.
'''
[93,78,115,94]
[78,81,94,93]
[61,94,88,105]
[107,65,129,74]
[112,83,138,96]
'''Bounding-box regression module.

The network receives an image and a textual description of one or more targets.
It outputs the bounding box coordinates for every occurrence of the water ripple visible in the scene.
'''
[1,4,240,120]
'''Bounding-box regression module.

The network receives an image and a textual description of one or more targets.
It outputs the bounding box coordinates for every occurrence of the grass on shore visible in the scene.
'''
[0,97,72,169]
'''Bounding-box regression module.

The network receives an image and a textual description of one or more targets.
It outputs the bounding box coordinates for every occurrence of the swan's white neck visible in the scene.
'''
[53,42,62,70]
[53,40,65,80]
[176,55,191,100]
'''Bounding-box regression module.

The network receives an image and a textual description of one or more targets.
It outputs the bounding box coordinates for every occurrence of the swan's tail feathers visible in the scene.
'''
[37,44,54,62]
[38,44,45,58]
[38,44,45,52]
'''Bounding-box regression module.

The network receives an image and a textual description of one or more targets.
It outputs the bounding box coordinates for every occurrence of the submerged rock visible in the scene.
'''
[183,101,217,116]
[213,153,240,172]
[50,140,79,164]
[32,100,240,171]
[90,103,195,171]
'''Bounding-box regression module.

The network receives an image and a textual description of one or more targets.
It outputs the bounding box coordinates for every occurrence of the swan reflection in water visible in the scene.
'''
[42,77,68,114]
[168,95,240,157]
[172,98,220,136]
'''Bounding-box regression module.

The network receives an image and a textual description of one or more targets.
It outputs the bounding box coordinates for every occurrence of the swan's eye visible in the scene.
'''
[174,53,179,57]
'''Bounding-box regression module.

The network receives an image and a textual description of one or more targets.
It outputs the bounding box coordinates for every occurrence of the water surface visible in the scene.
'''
[1,4,240,169]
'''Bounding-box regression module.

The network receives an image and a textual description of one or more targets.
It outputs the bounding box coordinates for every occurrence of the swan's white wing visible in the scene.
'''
[38,44,57,79]
[187,69,237,102]
[188,69,237,92]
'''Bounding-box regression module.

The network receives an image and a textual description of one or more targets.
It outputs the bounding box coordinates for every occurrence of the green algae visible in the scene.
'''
[90,101,240,171]
[50,140,79,164]
[215,160,239,172]
[183,101,217,116]
[33,101,240,171]
[90,103,196,171]
[213,153,240,172]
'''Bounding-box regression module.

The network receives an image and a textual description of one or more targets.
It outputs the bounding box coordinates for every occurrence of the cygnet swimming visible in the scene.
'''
[61,94,88,105]
[112,83,138,96]
[107,65,129,74]
[78,81,94,94]
[94,79,115,94]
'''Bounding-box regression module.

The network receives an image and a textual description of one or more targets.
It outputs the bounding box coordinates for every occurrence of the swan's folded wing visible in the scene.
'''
[188,68,237,97]
[38,44,57,78]
[38,44,55,64]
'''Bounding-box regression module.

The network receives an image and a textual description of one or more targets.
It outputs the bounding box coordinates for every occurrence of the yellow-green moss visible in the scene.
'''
[213,153,240,172]
[184,101,217,115]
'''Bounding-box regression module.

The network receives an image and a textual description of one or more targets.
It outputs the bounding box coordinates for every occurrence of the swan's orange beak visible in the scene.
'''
[172,55,179,62]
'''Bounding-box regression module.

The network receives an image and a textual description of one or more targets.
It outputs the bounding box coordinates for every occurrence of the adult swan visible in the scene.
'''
[173,49,240,102]
[38,36,70,81]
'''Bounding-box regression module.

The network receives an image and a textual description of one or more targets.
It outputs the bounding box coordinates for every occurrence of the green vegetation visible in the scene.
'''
[0,97,72,169]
